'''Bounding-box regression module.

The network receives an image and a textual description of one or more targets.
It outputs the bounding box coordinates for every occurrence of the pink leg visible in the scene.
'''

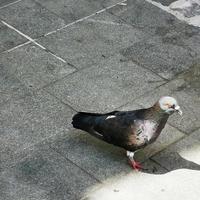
[127,151,143,170]
[129,160,142,170]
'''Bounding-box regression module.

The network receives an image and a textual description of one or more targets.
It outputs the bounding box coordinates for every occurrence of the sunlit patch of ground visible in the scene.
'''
[82,138,200,200]
[82,169,200,200]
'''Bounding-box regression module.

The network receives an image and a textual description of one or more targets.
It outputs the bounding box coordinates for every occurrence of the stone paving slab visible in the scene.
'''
[152,129,200,171]
[0,144,97,200]
[35,0,122,24]
[191,128,200,141]
[0,0,66,38]
[0,43,76,91]
[0,90,75,170]
[0,73,31,105]
[185,32,200,55]
[45,54,164,112]
[121,36,196,79]
[37,12,147,69]
[0,21,28,53]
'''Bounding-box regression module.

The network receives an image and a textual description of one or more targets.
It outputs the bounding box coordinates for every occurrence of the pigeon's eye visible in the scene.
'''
[171,104,175,109]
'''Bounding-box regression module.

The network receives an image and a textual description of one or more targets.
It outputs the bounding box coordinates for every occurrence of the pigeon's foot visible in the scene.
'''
[129,160,142,170]
[127,150,142,170]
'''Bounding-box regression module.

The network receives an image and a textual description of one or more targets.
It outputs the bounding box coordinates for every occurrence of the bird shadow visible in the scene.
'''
[140,152,200,175]
[79,131,200,175]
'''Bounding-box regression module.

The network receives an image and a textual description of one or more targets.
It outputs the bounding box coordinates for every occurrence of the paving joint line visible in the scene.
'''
[43,0,128,37]
[7,41,31,52]
[38,62,99,94]
[3,0,128,45]
[149,158,170,172]
[0,64,78,109]
[1,20,67,63]
[1,131,73,171]
[148,134,188,159]
[116,81,169,111]
[129,58,169,82]
[44,89,79,112]
[106,8,150,30]
[0,0,22,9]
[109,8,200,55]
[167,122,191,136]
[0,41,31,55]
[1,129,100,184]
[1,20,46,49]
[37,69,79,92]
[46,50,67,63]
[49,145,102,183]
[45,90,79,112]
[32,0,68,24]
[0,0,127,62]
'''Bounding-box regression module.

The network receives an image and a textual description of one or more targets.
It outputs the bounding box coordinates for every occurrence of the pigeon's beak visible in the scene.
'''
[175,105,183,116]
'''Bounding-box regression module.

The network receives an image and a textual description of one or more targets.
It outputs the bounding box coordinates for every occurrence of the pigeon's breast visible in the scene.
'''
[128,120,158,147]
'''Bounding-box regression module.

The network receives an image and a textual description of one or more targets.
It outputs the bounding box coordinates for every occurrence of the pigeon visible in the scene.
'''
[72,96,182,170]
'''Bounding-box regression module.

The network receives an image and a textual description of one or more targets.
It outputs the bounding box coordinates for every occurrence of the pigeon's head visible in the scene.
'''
[158,96,182,115]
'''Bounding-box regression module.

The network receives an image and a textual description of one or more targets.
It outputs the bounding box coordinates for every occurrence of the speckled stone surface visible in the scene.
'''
[0,0,200,199]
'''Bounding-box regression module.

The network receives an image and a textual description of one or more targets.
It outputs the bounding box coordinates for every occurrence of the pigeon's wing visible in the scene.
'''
[92,109,145,148]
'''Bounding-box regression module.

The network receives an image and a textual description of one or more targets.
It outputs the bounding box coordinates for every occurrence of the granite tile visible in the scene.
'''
[0,90,75,170]
[0,21,27,53]
[45,54,165,112]
[121,36,196,79]
[0,144,97,200]
[190,128,200,141]
[0,43,76,91]
[0,0,66,38]
[0,73,31,105]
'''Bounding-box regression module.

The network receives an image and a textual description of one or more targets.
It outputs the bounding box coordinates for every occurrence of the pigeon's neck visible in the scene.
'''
[145,103,168,122]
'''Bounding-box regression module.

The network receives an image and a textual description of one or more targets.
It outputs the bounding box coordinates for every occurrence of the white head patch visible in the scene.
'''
[158,96,178,111]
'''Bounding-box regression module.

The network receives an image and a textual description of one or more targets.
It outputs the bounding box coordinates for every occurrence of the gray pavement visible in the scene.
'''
[0,0,200,199]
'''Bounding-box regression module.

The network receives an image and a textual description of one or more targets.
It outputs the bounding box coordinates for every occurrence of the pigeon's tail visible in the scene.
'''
[72,112,102,132]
